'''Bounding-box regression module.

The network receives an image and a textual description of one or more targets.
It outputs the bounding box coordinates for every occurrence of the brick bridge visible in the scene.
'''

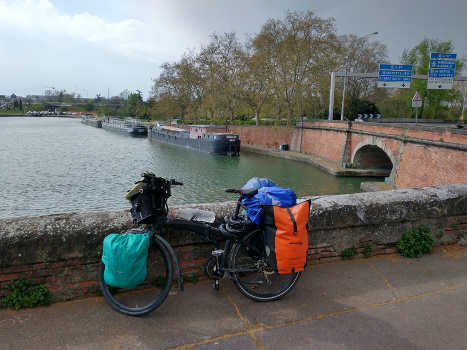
[232,120,467,189]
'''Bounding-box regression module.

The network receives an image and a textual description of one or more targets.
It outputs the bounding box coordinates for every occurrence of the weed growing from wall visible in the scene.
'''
[363,244,373,258]
[1,278,51,310]
[342,247,357,260]
[397,225,434,258]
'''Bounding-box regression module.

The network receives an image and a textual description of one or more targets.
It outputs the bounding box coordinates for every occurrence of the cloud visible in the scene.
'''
[0,0,163,63]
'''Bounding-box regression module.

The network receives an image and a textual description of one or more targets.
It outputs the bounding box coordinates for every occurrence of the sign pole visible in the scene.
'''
[412,91,422,125]
[462,95,465,118]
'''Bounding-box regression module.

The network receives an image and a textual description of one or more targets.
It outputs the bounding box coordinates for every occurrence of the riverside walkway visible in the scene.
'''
[1,244,466,350]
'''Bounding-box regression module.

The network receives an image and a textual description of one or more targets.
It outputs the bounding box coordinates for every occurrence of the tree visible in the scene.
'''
[127,91,145,118]
[378,89,411,119]
[237,36,272,125]
[342,33,389,113]
[345,97,379,120]
[151,50,201,121]
[85,102,94,112]
[253,11,341,124]
[401,38,464,119]
[196,32,244,124]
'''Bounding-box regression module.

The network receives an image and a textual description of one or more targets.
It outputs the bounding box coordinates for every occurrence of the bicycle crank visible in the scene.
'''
[203,256,222,280]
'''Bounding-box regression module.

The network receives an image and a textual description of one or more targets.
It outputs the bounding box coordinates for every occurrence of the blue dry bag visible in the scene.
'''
[102,233,150,289]
[240,177,297,225]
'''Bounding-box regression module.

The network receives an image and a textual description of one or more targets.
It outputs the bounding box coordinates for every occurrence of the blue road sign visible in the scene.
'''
[378,76,412,82]
[379,64,413,70]
[430,53,457,60]
[429,60,456,69]
[429,69,455,78]
[378,64,412,88]
[427,52,457,89]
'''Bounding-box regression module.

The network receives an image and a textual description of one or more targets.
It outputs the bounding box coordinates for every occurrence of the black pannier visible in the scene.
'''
[130,188,165,224]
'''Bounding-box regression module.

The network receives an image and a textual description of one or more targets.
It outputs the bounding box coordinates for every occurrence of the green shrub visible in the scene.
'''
[1,278,51,310]
[362,244,373,258]
[342,247,357,260]
[397,225,434,258]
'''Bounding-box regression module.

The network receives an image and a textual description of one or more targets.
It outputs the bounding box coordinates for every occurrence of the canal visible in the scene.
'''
[0,117,382,219]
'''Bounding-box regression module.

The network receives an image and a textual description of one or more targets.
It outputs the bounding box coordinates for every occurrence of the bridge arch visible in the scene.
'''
[350,137,396,173]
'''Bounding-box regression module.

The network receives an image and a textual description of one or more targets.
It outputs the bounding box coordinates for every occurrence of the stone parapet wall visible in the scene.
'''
[1,185,466,303]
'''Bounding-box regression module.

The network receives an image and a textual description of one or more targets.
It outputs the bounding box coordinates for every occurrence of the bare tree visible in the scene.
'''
[253,10,340,124]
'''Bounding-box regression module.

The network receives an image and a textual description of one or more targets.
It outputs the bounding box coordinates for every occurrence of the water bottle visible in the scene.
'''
[172,208,216,223]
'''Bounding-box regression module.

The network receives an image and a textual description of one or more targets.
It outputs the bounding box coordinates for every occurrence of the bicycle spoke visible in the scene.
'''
[230,228,301,301]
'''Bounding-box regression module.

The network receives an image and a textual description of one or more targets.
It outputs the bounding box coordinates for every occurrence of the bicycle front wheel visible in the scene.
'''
[99,235,173,316]
[229,227,301,302]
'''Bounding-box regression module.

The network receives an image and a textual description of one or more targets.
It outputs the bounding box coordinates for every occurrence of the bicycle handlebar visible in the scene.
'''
[170,179,184,186]
[137,172,183,188]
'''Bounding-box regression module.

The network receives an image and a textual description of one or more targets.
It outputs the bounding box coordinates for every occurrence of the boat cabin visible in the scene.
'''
[189,125,228,139]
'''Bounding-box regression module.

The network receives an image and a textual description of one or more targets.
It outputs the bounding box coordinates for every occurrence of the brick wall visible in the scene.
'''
[230,125,295,148]
[300,128,345,163]
[395,143,466,188]
[233,123,466,189]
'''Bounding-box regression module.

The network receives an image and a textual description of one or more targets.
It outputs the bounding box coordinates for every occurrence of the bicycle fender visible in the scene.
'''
[154,234,184,292]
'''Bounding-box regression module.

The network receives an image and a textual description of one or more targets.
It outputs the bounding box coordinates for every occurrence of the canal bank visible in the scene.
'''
[241,143,393,191]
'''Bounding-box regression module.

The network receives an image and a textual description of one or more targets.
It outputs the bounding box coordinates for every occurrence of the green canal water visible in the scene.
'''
[0,117,383,219]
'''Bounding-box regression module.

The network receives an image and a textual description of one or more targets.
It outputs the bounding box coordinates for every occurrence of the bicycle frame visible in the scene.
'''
[146,215,263,291]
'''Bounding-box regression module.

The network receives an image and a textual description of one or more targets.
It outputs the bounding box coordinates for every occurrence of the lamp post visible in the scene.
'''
[340,32,378,121]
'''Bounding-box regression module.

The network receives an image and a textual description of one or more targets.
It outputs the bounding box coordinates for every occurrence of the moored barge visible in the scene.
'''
[149,124,240,156]
[81,116,102,128]
[102,117,148,136]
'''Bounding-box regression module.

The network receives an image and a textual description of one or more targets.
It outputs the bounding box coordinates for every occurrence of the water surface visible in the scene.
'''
[0,117,381,219]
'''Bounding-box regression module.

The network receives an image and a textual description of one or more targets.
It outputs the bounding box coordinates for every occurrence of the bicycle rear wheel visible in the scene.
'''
[229,227,301,302]
[99,235,173,316]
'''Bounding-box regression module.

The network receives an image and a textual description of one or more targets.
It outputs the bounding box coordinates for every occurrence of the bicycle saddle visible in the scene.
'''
[224,188,258,197]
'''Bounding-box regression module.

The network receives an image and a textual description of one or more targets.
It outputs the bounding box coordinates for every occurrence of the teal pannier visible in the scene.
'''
[102,233,150,289]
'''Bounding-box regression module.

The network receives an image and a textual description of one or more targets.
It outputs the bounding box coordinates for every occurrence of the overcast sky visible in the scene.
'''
[1,0,466,100]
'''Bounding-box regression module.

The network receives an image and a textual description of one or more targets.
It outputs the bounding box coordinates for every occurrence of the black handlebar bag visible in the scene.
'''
[130,189,164,224]
[261,200,311,274]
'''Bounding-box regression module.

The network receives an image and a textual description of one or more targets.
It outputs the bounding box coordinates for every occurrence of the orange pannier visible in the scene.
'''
[261,200,311,274]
